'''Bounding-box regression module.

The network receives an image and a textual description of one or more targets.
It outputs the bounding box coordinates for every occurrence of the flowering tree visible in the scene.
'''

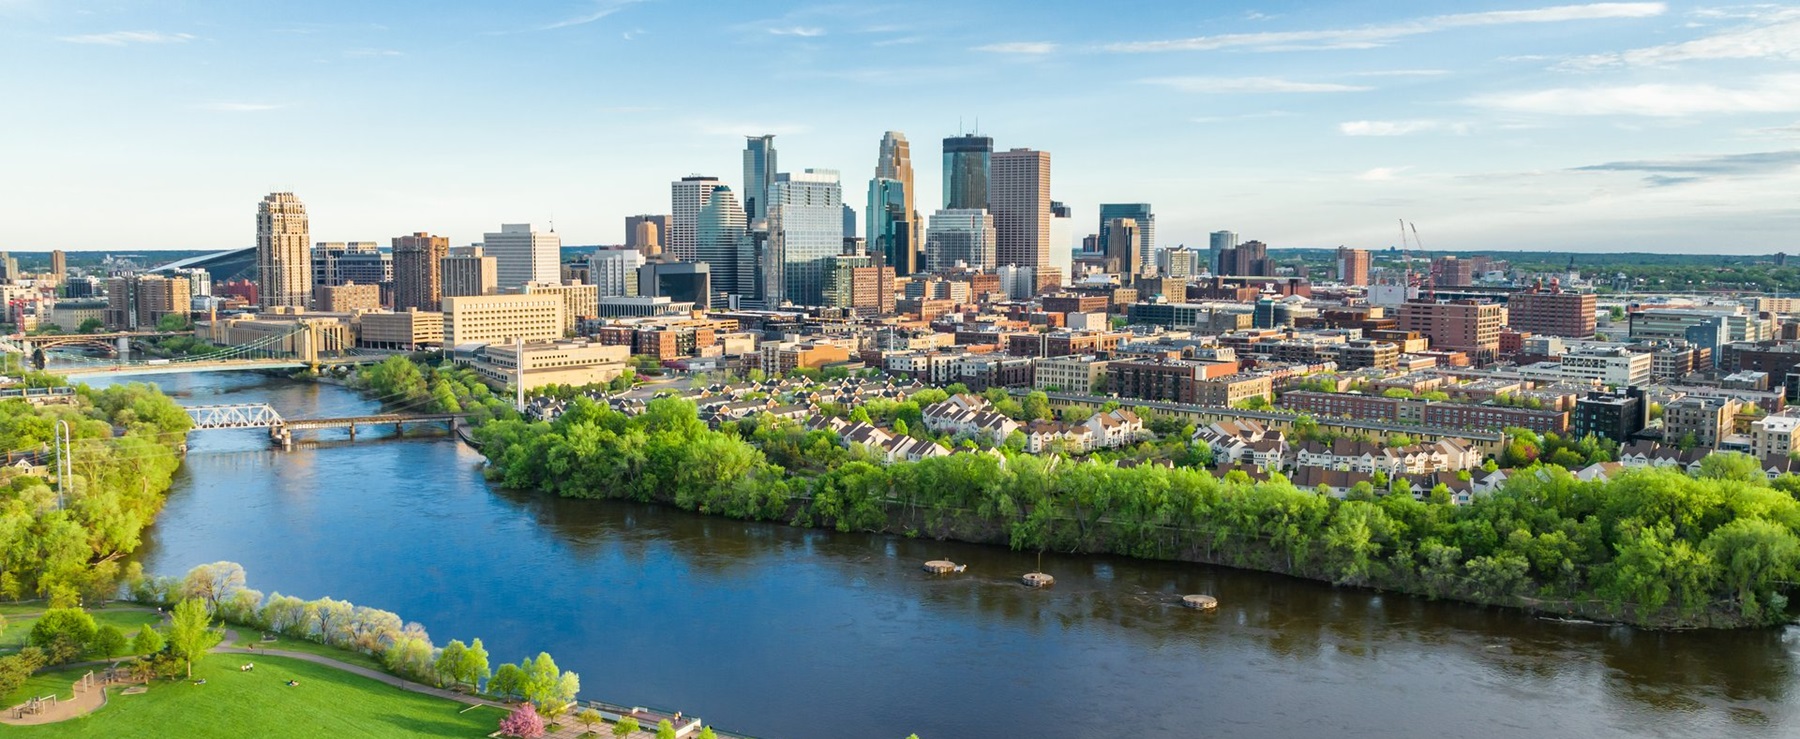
[499,703,546,739]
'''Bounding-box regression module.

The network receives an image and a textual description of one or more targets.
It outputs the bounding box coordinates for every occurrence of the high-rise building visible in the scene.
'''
[942,134,992,210]
[1336,247,1371,286]
[1509,287,1597,338]
[589,247,643,298]
[256,192,311,309]
[925,209,997,272]
[742,135,778,224]
[670,176,725,262]
[1099,204,1155,261]
[522,281,599,333]
[1396,299,1506,358]
[696,186,751,306]
[869,132,923,276]
[1208,230,1238,275]
[393,232,449,312]
[441,294,564,346]
[483,224,560,290]
[1217,239,1272,276]
[106,274,191,330]
[1156,246,1200,279]
[311,242,391,294]
[638,262,712,309]
[441,246,499,299]
[1103,218,1142,279]
[49,250,65,285]
[824,254,896,314]
[624,215,668,256]
[991,148,1051,270]
[765,169,844,307]
[1049,201,1073,288]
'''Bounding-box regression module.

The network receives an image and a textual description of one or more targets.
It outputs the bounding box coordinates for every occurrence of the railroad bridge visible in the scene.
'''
[184,404,464,450]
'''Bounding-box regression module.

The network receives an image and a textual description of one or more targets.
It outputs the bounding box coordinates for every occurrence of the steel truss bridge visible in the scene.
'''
[184,404,464,450]
[0,325,389,379]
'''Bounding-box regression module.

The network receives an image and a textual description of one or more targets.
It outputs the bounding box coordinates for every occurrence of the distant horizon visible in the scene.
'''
[3,1,1798,253]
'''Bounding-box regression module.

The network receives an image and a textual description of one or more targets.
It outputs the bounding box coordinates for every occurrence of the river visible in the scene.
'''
[90,371,1800,738]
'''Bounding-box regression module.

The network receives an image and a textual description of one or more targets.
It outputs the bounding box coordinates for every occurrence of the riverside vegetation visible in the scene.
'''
[469,392,1800,630]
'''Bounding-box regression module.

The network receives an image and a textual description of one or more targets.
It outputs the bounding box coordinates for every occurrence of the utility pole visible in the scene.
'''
[514,337,525,413]
[54,419,71,509]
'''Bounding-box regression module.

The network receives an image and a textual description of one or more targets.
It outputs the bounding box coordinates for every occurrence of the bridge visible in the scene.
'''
[11,331,188,355]
[185,403,464,450]
[1,324,395,379]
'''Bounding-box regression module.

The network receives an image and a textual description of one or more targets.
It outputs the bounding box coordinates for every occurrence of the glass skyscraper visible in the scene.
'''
[925,208,996,272]
[942,134,992,210]
[868,177,916,275]
[742,135,778,225]
[696,186,751,306]
[766,169,844,307]
[1100,204,1155,262]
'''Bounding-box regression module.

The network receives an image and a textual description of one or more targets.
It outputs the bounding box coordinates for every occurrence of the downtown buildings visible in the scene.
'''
[256,192,310,309]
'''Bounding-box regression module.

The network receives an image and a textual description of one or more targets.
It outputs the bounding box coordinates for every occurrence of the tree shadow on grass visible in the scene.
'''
[377,712,492,736]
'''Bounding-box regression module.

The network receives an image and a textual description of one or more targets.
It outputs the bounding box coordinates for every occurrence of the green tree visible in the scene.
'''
[130,625,165,656]
[1698,452,1765,484]
[166,599,222,678]
[435,640,469,688]
[699,728,718,739]
[77,317,104,333]
[1702,518,1800,623]
[154,313,193,332]
[657,719,677,739]
[28,608,97,663]
[91,624,128,658]
[464,637,492,689]
[577,708,603,736]
[490,662,527,700]
[1022,391,1052,422]
[612,717,640,738]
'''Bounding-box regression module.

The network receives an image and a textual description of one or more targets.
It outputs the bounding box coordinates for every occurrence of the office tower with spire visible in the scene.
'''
[697,186,753,306]
[256,192,311,309]
[742,135,778,224]
[670,176,725,262]
[925,209,997,272]
[869,131,923,276]
[942,133,992,210]
[1100,204,1155,262]
[990,148,1050,269]
[765,169,844,307]
[624,214,668,256]
[392,232,449,312]
[482,224,560,290]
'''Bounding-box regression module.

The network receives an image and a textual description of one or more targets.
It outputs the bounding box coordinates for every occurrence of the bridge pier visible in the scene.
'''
[347,423,356,441]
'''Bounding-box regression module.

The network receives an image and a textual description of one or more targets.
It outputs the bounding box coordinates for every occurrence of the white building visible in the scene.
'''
[1557,346,1652,387]
[589,247,643,298]
[482,224,560,290]
[669,176,726,262]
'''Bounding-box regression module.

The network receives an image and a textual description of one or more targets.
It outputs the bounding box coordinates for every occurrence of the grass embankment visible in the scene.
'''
[0,609,161,653]
[228,632,385,672]
[4,655,502,738]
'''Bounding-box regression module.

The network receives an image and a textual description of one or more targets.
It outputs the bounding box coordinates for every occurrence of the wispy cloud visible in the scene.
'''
[1142,76,1370,93]
[621,28,646,40]
[1358,166,1410,181]
[975,41,1058,54]
[1560,8,1800,69]
[1572,150,1800,186]
[58,30,194,46]
[344,48,403,58]
[1340,120,1453,136]
[767,26,825,37]
[1108,2,1665,53]
[540,0,646,31]
[1191,110,1294,123]
[201,102,284,112]
[1470,74,1800,116]
[1347,69,1451,77]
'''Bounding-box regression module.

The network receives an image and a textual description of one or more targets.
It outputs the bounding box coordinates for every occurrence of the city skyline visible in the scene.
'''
[3,1,1798,253]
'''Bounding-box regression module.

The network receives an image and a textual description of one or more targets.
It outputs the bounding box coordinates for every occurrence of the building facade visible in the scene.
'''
[441,247,499,298]
[925,209,997,273]
[483,224,560,290]
[942,134,992,210]
[442,294,565,346]
[765,169,844,307]
[990,148,1050,270]
[256,192,311,309]
[392,232,449,312]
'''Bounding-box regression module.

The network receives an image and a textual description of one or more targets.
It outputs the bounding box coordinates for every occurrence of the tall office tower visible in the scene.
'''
[742,135,778,224]
[1156,246,1200,279]
[765,169,844,307]
[1049,201,1073,289]
[624,215,668,255]
[441,246,499,298]
[842,204,858,241]
[256,192,311,309]
[869,131,923,276]
[106,274,191,330]
[925,209,997,272]
[990,148,1051,270]
[589,247,644,298]
[670,176,725,261]
[311,242,390,293]
[1336,246,1371,286]
[1103,217,1142,278]
[942,134,992,210]
[483,224,560,290]
[1100,204,1155,260]
[173,267,212,297]
[392,232,449,312]
[696,186,751,306]
[1208,230,1238,275]
[49,250,65,284]
[0,253,15,281]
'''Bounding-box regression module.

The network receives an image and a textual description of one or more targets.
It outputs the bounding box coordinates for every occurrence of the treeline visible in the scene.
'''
[478,396,1800,628]
[0,381,191,603]
[354,355,517,425]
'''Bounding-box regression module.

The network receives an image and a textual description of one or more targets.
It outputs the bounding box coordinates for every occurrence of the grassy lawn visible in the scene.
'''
[0,610,162,654]
[6,655,502,738]
[229,633,385,672]
[2,666,88,706]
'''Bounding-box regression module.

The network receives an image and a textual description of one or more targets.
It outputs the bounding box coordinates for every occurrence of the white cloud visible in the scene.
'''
[1358,167,1409,181]
[1561,8,1800,68]
[1470,74,1800,116]
[344,48,403,57]
[975,41,1058,54]
[201,102,284,112]
[58,30,194,46]
[1340,120,1443,136]
[1347,69,1452,77]
[1108,2,1665,53]
[768,26,825,37]
[539,0,646,31]
[1141,76,1370,93]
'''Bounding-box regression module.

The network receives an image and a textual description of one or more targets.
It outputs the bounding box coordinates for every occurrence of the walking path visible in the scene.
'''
[213,630,507,710]
[0,670,138,727]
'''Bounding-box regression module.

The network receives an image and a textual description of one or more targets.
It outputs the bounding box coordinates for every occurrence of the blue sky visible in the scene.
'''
[3,0,1798,254]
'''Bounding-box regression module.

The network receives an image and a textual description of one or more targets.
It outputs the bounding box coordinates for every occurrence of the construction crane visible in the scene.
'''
[1411,221,1435,300]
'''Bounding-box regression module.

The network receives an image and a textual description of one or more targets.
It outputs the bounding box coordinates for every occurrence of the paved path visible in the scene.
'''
[213,634,507,711]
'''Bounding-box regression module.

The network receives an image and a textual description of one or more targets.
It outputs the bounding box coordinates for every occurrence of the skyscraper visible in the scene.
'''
[589,247,643,298]
[624,215,668,255]
[925,209,997,272]
[256,192,311,309]
[1103,218,1142,279]
[1336,246,1371,286]
[49,250,65,285]
[766,169,844,307]
[1049,201,1073,289]
[1100,204,1155,261]
[991,148,1051,270]
[441,246,498,299]
[483,224,560,290]
[742,135,778,224]
[697,186,751,306]
[869,131,923,277]
[670,176,725,262]
[1208,230,1238,275]
[942,134,992,210]
[392,232,449,312]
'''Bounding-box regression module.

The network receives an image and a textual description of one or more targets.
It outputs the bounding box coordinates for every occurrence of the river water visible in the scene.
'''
[91,371,1800,738]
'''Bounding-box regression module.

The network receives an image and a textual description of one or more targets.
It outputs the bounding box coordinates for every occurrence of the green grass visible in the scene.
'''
[6,655,502,738]
[229,633,385,672]
[2,665,88,706]
[0,610,162,654]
